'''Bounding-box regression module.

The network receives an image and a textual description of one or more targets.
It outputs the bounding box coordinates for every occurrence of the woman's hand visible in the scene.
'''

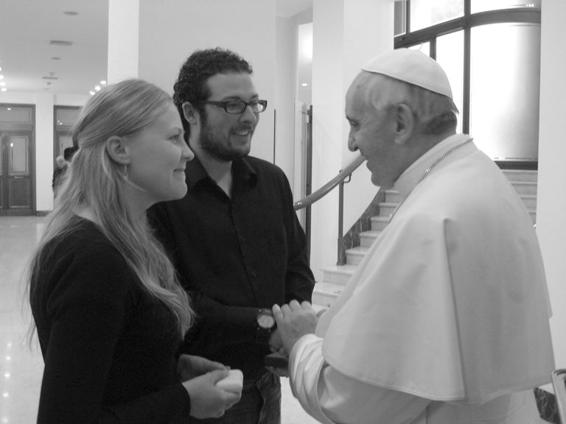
[182,369,242,419]
[177,354,227,380]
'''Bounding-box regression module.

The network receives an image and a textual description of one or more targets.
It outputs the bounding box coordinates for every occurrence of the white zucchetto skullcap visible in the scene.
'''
[361,48,453,99]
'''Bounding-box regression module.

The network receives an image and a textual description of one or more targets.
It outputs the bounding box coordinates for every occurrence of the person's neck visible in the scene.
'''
[195,150,233,197]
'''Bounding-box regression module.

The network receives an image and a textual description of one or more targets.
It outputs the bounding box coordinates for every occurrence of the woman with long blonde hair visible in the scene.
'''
[29,79,241,423]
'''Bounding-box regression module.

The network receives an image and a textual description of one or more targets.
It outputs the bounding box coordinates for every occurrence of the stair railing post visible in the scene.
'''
[337,180,346,265]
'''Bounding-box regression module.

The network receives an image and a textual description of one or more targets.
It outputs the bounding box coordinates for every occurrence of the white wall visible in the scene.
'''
[137,0,277,164]
[107,0,140,83]
[537,0,566,369]
[309,0,393,280]
[0,91,88,212]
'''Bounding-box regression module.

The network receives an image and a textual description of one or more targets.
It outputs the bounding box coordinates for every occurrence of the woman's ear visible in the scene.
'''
[105,136,131,165]
[182,102,199,125]
[394,103,415,145]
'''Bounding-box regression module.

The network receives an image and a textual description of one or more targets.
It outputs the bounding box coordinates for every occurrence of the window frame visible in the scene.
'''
[394,0,541,136]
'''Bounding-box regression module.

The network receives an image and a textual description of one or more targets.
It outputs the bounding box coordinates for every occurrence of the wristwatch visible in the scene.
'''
[256,308,276,344]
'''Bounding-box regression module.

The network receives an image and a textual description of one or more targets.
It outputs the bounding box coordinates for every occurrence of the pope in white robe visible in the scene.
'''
[272,49,554,424]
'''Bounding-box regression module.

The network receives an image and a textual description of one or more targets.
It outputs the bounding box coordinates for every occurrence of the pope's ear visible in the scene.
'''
[394,103,415,145]
[181,102,199,125]
[105,136,131,165]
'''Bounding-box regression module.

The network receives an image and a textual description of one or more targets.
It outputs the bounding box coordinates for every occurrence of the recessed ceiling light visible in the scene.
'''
[100,80,107,85]
[42,76,59,80]
[51,57,61,61]
[0,75,4,80]
[1,88,7,92]
[0,82,5,86]
[63,10,79,16]
[49,40,73,47]
[6,108,11,111]
[0,66,2,72]
[95,85,101,91]
[89,90,95,95]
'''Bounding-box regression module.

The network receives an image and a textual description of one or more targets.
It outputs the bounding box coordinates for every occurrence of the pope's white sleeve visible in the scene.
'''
[289,334,431,424]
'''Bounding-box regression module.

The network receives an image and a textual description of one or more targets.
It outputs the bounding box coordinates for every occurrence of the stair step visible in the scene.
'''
[378,202,398,217]
[371,216,390,231]
[502,169,538,183]
[359,230,381,248]
[346,246,370,265]
[312,282,344,308]
[384,190,402,203]
[520,195,537,209]
[512,181,537,196]
[321,264,357,286]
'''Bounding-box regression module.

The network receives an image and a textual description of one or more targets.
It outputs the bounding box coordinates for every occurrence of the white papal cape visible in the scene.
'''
[290,135,554,424]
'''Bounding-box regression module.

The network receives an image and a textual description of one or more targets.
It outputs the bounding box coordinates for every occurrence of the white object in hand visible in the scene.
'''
[216,369,243,394]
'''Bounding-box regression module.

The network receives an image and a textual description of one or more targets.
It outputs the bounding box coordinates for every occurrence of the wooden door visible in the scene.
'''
[0,130,34,215]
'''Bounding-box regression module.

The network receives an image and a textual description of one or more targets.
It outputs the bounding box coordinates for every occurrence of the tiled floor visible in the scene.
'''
[0,216,319,424]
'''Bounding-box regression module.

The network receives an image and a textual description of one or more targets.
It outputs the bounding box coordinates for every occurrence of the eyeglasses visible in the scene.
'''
[205,99,268,115]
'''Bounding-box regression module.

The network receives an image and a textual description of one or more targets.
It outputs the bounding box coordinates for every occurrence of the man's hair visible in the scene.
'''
[173,48,253,138]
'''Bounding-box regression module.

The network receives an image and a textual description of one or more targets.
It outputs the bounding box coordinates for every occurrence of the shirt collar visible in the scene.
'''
[186,155,258,190]
[393,133,473,199]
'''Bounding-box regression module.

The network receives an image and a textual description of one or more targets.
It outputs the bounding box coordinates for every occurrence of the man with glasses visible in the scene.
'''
[148,48,314,424]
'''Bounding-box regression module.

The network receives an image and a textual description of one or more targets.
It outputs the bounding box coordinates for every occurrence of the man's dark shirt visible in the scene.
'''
[148,155,314,379]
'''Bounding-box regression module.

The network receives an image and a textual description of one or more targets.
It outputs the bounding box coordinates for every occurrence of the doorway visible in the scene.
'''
[0,105,35,216]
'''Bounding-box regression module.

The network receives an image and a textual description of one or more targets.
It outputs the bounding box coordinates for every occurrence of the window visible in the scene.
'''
[394,0,541,163]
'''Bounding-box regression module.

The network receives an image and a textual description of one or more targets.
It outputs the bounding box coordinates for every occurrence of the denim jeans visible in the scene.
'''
[190,371,281,424]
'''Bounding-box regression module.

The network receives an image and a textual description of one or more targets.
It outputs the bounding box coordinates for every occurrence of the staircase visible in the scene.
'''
[312,169,538,308]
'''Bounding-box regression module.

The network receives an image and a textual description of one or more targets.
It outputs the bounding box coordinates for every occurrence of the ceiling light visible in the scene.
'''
[301,83,308,87]
[49,40,73,47]
[100,80,107,85]
[89,90,95,95]
[63,10,79,16]
[94,85,101,91]
[51,57,61,61]
[0,75,4,80]
[0,66,2,71]
[0,82,5,87]
[42,76,58,80]
[6,108,11,111]
[0,88,6,92]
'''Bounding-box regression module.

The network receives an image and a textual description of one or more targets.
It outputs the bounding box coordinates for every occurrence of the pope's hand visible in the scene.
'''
[272,300,318,356]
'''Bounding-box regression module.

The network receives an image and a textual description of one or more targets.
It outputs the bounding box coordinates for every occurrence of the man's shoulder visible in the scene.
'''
[243,156,286,179]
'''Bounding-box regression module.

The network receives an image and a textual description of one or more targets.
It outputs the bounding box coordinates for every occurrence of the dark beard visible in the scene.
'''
[198,112,251,161]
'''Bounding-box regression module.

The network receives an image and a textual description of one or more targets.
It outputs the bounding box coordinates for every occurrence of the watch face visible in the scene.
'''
[258,313,275,329]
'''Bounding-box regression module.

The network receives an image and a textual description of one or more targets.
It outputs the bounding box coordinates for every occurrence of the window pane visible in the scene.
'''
[410,0,464,31]
[55,107,81,127]
[394,0,407,36]
[9,135,29,175]
[0,106,32,123]
[436,30,464,133]
[470,22,540,161]
[472,0,540,14]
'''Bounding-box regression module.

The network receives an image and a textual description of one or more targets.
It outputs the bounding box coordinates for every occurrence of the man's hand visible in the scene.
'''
[177,354,228,380]
[272,300,318,356]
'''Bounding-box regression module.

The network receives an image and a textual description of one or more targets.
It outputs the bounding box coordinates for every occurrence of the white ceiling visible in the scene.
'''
[0,0,109,95]
[0,0,311,96]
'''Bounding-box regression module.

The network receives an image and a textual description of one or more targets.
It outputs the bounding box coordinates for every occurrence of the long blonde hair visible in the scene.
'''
[29,79,192,335]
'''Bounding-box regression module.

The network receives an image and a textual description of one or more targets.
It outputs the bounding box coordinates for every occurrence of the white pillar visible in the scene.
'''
[309,0,393,280]
[107,0,140,83]
[537,0,566,369]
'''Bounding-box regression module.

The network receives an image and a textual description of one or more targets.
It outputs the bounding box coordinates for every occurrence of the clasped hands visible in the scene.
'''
[268,300,320,358]
[177,354,241,419]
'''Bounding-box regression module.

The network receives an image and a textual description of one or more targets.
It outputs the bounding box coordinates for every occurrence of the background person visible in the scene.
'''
[272,49,554,424]
[29,79,241,424]
[148,48,315,424]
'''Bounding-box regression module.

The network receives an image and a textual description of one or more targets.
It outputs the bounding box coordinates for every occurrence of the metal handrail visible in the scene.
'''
[293,154,365,211]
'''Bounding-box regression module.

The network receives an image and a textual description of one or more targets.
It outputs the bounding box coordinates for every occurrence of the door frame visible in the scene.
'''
[0,104,36,216]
